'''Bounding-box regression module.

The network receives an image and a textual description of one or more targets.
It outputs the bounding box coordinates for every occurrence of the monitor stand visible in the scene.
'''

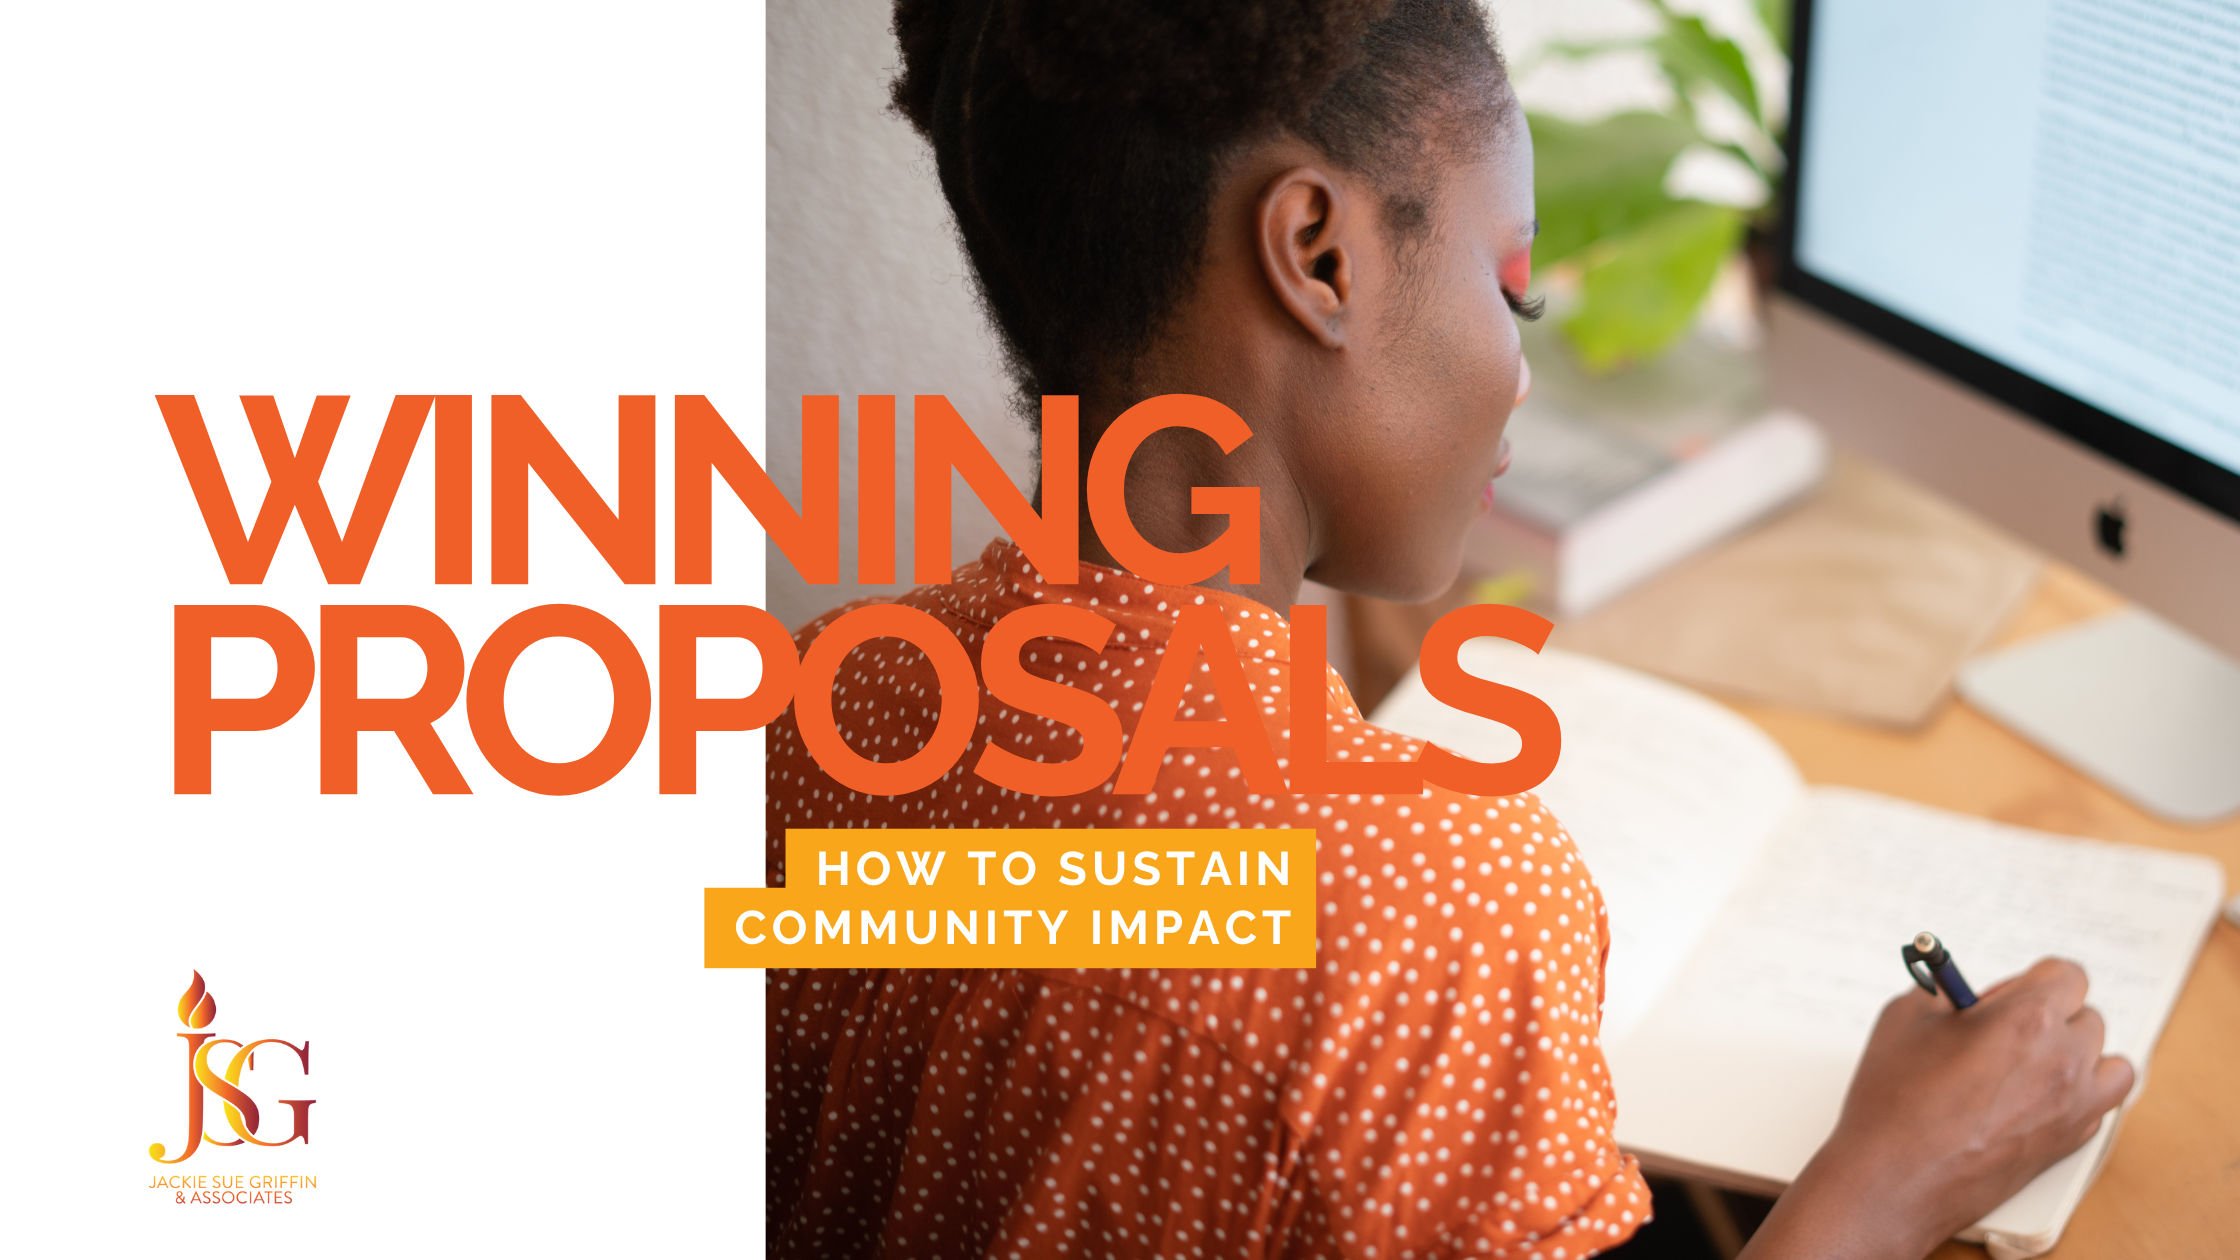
[1957,608,2240,824]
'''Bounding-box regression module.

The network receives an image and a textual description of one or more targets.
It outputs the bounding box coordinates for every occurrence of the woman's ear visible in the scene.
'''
[1256,168,1354,350]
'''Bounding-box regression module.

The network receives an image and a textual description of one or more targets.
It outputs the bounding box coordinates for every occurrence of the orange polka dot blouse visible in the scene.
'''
[767,539,1650,1260]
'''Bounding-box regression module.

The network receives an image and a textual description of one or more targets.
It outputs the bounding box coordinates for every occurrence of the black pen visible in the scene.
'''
[1902,931,1980,1009]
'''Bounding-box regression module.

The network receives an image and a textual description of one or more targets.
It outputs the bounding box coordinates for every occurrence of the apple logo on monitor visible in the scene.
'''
[2095,499,2127,560]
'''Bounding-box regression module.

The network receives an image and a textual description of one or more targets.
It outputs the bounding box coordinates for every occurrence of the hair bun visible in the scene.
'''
[891,0,971,134]
[894,0,1396,141]
[1003,0,1394,132]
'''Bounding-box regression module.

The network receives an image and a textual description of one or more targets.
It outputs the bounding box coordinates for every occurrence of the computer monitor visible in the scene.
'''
[1770,0,2240,821]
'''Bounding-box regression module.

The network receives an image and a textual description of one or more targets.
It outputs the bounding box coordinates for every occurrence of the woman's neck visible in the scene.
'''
[1063,387,1316,612]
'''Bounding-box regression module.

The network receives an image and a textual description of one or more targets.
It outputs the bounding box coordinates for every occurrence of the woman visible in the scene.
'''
[765,3,2132,1257]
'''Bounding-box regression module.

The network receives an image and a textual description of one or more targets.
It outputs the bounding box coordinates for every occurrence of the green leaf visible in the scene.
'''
[1650,12,1760,122]
[1562,201,1744,371]
[1533,37,1646,62]
[1527,111,1698,269]
[1757,0,1791,54]
[1714,136,1770,182]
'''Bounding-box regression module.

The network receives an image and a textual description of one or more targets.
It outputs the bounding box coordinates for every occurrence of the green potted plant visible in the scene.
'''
[1525,0,1790,370]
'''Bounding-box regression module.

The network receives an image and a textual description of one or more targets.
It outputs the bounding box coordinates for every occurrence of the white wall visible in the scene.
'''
[765,0,1032,630]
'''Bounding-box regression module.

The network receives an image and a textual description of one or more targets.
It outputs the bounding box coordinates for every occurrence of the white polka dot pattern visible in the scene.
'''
[766,539,1649,1259]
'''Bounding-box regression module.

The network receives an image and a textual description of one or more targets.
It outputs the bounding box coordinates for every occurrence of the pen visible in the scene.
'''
[1902,931,1979,1009]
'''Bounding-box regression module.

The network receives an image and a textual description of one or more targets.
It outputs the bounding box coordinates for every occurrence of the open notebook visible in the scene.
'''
[1370,643,2225,1260]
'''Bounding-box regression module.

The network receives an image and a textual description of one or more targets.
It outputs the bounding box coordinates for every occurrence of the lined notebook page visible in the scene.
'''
[1609,787,2224,1245]
[1371,643,1803,1045]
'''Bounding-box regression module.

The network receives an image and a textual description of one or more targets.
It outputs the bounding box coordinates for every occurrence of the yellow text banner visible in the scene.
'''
[705,828,1315,968]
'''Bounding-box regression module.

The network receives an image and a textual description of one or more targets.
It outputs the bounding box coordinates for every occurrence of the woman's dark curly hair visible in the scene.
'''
[891,0,1513,419]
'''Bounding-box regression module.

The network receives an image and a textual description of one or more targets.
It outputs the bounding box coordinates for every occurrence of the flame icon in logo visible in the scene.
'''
[176,971,217,1029]
[150,971,314,1162]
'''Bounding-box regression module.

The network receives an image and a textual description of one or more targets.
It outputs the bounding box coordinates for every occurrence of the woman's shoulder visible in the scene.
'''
[1309,784,1602,975]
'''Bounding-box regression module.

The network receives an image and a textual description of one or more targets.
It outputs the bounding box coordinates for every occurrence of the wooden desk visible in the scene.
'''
[1722,564,2240,1259]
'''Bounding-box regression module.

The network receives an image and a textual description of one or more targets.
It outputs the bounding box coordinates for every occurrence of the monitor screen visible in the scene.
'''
[1786,0,2240,495]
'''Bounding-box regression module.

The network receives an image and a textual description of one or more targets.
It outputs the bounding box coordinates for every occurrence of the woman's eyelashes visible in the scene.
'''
[1504,289,1545,321]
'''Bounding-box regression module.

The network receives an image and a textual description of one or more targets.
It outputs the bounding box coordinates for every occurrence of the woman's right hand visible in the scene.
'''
[1740,957,2135,1260]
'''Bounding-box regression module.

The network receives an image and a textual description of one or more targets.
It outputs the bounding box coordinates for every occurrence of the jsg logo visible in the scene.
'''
[148,973,314,1163]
